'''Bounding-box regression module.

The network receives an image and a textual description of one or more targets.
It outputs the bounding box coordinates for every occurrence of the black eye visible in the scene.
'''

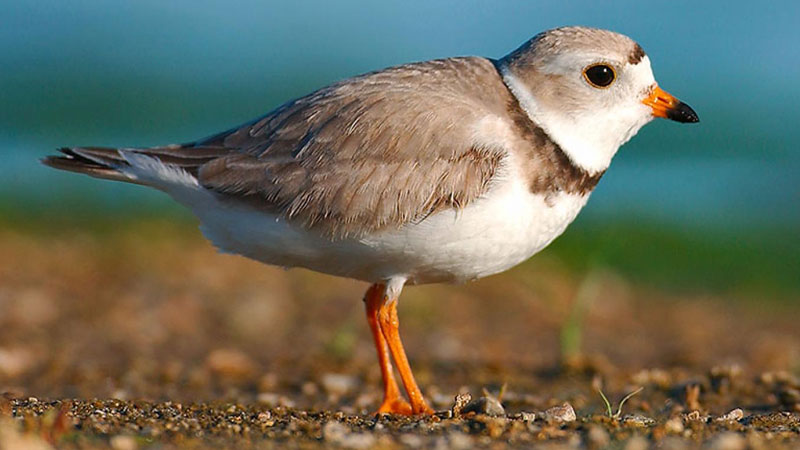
[583,64,616,88]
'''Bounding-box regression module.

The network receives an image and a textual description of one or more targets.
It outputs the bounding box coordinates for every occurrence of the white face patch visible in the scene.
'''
[499,55,658,174]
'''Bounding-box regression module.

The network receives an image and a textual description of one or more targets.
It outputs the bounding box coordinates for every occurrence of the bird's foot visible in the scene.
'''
[376,397,413,415]
[411,401,434,416]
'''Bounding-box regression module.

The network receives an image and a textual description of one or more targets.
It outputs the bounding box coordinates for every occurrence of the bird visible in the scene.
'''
[43,26,698,416]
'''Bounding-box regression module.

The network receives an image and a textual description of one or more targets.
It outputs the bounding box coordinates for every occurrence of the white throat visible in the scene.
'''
[498,62,652,174]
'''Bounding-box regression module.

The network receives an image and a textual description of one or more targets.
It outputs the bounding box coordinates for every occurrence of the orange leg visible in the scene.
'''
[364,284,412,415]
[375,289,434,415]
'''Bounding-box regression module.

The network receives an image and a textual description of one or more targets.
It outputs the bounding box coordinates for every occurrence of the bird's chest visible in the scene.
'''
[362,177,591,284]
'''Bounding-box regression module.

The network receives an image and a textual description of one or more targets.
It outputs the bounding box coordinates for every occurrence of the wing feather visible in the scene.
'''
[196,57,511,237]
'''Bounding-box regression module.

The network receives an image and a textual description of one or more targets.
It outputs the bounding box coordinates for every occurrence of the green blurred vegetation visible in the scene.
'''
[540,220,800,300]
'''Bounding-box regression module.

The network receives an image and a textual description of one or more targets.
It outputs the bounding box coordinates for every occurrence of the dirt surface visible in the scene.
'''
[1,221,799,448]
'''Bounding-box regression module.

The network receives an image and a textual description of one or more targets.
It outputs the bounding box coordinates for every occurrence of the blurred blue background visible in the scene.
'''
[1,1,798,293]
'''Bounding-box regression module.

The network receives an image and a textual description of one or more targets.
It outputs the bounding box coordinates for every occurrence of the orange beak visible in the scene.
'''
[642,85,699,123]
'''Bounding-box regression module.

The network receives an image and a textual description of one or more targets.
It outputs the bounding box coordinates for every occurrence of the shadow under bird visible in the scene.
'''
[44,26,698,415]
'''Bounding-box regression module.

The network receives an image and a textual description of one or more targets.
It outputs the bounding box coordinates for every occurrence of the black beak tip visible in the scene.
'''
[668,102,699,123]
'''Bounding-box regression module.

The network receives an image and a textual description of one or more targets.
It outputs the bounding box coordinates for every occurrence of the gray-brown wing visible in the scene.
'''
[197,57,510,238]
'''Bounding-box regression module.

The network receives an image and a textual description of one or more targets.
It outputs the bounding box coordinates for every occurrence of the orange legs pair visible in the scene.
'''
[364,283,433,415]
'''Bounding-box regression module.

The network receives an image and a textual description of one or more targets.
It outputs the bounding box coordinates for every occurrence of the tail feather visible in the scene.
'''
[42,144,231,185]
[42,147,140,184]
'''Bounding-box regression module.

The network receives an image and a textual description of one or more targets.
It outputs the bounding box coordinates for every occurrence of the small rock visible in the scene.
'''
[452,393,472,417]
[320,373,357,396]
[715,408,744,423]
[541,402,576,423]
[461,396,505,417]
[518,411,536,422]
[708,431,746,450]
[684,410,702,421]
[622,414,655,427]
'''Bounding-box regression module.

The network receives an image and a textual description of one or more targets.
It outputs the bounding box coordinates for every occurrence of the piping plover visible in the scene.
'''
[44,26,698,415]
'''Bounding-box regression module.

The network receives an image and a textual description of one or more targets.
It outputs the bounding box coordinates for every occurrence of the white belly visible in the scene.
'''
[189,173,590,285]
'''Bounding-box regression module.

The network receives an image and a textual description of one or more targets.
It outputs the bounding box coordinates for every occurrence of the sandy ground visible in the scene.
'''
[0,220,799,448]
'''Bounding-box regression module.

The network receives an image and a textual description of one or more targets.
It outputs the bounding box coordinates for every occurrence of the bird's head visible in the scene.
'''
[498,26,698,174]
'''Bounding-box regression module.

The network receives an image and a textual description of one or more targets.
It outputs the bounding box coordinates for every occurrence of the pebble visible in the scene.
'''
[622,414,655,427]
[452,393,472,417]
[684,410,702,421]
[461,396,505,417]
[518,411,536,422]
[541,402,576,423]
[715,408,744,423]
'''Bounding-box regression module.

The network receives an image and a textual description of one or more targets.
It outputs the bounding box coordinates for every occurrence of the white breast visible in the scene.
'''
[189,169,589,285]
[358,173,590,284]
